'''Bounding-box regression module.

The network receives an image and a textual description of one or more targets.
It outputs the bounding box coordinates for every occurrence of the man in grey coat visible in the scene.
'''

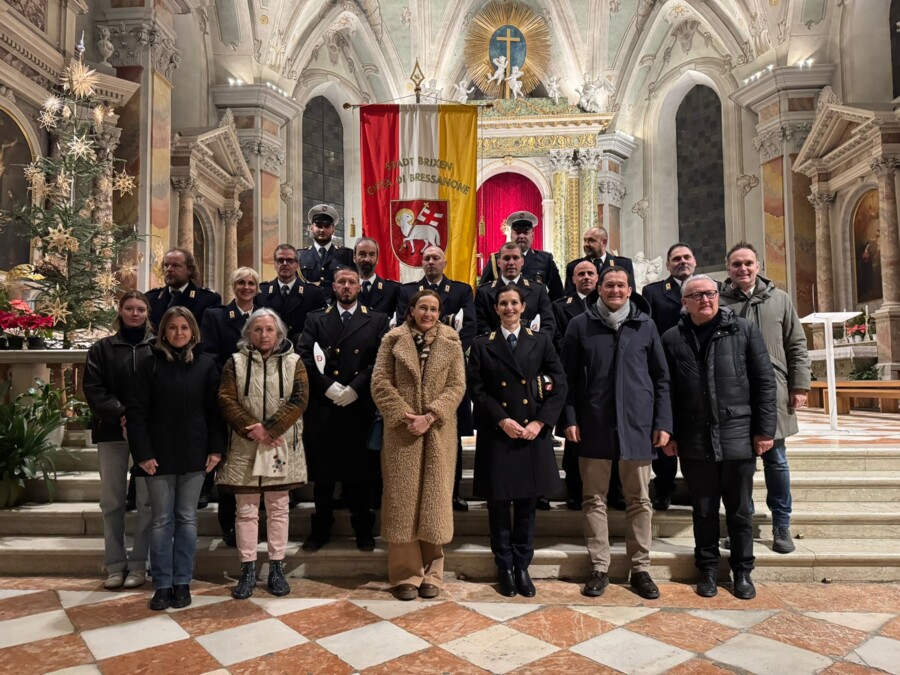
[561,267,672,599]
[719,243,811,554]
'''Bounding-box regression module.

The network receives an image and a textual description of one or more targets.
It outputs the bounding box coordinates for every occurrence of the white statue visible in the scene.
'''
[632,251,663,292]
[96,27,114,68]
[576,73,616,113]
[486,55,507,86]
[452,79,475,103]
[546,76,562,105]
[422,78,442,103]
[506,65,524,99]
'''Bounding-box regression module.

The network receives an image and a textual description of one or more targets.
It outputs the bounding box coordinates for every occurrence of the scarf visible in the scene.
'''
[592,298,631,331]
[410,325,438,376]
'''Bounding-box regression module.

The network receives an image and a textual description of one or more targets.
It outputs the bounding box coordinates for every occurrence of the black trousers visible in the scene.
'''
[312,480,375,537]
[680,458,755,573]
[453,437,463,498]
[562,441,583,501]
[217,491,236,535]
[652,454,678,499]
[487,498,537,571]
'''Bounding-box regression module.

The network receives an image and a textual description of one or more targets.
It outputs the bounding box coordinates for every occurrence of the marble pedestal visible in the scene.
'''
[875,305,900,379]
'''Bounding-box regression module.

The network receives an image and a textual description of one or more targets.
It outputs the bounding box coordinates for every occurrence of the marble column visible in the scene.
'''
[173,178,198,252]
[808,190,836,312]
[220,208,242,303]
[871,157,900,378]
[578,149,602,234]
[548,150,574,267]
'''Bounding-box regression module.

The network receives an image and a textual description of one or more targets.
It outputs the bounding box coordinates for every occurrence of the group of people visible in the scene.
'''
[82,203,809,608]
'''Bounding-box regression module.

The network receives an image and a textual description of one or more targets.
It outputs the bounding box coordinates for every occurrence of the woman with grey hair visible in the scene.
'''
[217,308,310,599]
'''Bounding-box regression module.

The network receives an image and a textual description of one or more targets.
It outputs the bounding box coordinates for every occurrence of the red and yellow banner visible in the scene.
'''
[360,104,477,285]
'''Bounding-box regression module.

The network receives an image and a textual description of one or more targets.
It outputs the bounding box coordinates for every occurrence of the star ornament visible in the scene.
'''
[55,170,74,198]
[113,171,136,195]
[46,223,79,253]
[68,134,95,161]
[117,258,137,280]
[38,111,58,130]
[40,296,71,324]
[42,95,63,113]
[23,164,44,184]
[64,60,99,98]
[95,270,118,293]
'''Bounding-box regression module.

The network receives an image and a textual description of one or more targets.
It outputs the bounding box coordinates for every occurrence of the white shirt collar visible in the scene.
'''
[314,242,333,254]
[673,277,684,287]
[501,325,521,340]
[502,275,522,286]
[279,278,296,291]
[360,275,377,285]
[577,291,587,301]
[174,282,189,294]
[337,302,358,315]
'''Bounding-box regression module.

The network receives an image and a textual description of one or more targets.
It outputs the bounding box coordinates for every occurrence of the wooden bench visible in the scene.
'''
[807,380,900,415]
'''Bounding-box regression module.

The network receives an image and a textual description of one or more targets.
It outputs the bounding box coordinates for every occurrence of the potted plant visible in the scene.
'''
[0,381,65,508]
[0,299,55,349]
[848,323,867,342]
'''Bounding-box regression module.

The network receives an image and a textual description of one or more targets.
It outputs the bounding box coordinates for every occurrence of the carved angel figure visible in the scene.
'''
[546,76,562,105]
[487,55,508,85]
[422,79,442,103]
[506,66,524,99]
[632,251,663,292]
[452,79,476,103]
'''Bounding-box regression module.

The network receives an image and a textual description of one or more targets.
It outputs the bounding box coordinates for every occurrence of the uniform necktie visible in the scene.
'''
[167,289,181,309]
[318,247,327,262]
[341,310,351,325]
[362,280,371,297]
[281,285,289,298]
[507,333,517,352]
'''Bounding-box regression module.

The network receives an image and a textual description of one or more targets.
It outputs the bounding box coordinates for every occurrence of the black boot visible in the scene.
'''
[232,562,257,600]
[302,514,332,552]
[267,560,291,596]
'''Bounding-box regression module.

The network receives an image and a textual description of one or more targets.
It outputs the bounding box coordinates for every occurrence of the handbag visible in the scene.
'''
[366,411,384,452]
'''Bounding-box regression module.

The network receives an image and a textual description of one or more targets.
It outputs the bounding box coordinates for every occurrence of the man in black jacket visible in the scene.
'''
[661,274,776,601]
[564,227,635,294]
[298,204,354,302]
[355,237,401,320]
[257,244,327,342]
[641,242,697,510]
[146,248,221,330]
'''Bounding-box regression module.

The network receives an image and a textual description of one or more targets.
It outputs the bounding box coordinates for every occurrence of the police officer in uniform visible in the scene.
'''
[299,204,354,303]
[480,211,564,300]
[297,268,390,552]
[146,248,221,331]
[396,244,475,512]
[257,244,327,342]
[564,227,636,295]
[641,242,698,510]
[476,242,556,341]
[552,260,599,510]
[355,237,402,320]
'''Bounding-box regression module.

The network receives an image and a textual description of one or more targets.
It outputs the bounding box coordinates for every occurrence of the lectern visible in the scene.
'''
[800,311,861,431]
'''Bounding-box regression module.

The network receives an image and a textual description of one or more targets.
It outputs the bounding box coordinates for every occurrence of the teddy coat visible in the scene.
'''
[371,322,467,544]
[216,339,309,492]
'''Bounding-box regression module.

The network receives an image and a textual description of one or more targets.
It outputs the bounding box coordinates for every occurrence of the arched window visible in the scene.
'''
[302,97,345,239]
[675,85,726,272]
[891,0,900,98]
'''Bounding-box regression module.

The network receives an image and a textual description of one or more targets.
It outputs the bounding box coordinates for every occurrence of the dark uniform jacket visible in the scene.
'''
[475,278,557,341]
[560,293,672,461]
[641,276,686,334]
[468,328,567,500]
[359,275,402,320]
[397,276,476,436]
[564,254,636,295]
[127,345,226,476]
[200,300,254,372]
[256,278,327,342]
[297,305,390,482]
[298,245,354,302]
[146,281,221,331]
[83,330,154,443]
[480,249,564,300]
[661,308,777,461]
[552,293,588,353]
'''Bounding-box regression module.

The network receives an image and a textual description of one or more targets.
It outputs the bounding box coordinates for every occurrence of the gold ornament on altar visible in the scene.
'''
[112,171,136,195]
[463,0,551,99]
[45,224,79,253]
[63,60,100,99]
[40,296,72,324]
[95,270,118,293]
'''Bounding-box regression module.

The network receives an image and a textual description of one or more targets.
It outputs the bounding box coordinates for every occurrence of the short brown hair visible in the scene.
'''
[725,241,758,263]
[405,289,442,327]
[156,306,201,362]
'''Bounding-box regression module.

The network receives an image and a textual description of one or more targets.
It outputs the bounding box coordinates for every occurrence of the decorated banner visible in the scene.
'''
[360,104,478,285]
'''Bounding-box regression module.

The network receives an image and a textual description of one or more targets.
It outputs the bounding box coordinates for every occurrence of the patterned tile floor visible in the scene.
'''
[0,576,898,674]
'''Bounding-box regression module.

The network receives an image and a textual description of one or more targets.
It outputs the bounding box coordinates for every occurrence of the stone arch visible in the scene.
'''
[838,182,881,309]
[478,158,554,250]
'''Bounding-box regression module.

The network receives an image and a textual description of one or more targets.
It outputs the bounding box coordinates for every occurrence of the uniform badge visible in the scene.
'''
[489,332,496,340]
[610,259,616,267]
[665,282,671,291]
[361,306,368,314]
[229,310,235,319]
[190,290,196,298]
[566,297,573,304]
[523,279,531,287]
[299,285,304,294]
[443,284,450,293]
[268,286,274,294]
[525,328,534,336]
[378,281,383,290]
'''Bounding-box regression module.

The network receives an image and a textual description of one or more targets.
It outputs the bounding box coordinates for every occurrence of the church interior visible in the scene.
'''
[1,1,900,673]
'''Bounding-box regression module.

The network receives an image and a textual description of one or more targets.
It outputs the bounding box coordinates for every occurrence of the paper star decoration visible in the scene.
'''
[45,224,79,253]
[38,111,58,130]
[54,171,74,198]
[68,134,95,161]
[95,270,119,293]
[40,296,71,324]
[117,259,137,280]
[64,60,99,98]
[112,171,136,195]
[23,164,44,184]
[42,95,63,113]
[61,106,72,119]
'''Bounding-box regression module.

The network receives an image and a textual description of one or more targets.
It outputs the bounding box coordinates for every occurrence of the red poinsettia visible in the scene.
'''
[0,300,55,337]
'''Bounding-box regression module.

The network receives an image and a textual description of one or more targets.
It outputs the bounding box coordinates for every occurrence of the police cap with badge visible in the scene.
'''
[508,211,538,232]
[308,204,340,227]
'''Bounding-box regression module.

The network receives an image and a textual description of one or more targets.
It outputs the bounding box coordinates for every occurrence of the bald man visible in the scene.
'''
[564,227,635,295]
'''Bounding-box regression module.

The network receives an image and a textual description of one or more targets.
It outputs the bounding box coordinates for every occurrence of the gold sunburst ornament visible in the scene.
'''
[63,60,100,99]
[463,0,552,99]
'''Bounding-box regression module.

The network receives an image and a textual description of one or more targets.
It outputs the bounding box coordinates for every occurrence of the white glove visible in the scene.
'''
[333,386,359,407]
[325,382,346,402]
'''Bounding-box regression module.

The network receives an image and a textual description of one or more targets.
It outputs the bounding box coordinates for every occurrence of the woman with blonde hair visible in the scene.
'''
[372,289,467,600]
[218,308,309,599]
[128,306,225,610]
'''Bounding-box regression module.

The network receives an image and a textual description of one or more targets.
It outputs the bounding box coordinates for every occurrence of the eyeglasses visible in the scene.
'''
[685,290,719,301]
[275,258,298,265]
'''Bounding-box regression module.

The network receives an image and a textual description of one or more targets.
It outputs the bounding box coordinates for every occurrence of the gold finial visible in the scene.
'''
[410,59,425,104]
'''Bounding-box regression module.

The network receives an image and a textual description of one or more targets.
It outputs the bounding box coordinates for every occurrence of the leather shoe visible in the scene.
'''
[497,569,517,597]
[418,583,440,599]
[452,496,469,512]
[696,568,718,597]
[733,571,756,600]
[148,588,173,611]
[583,570,609,597]
[197,492,210,510]
[172,584,191,608]
[302,535,328,552]
[515,568,536,597]
[629,571,660,599]
[652,493,672,511]
[394,583,418,601]
[535,497,552,511]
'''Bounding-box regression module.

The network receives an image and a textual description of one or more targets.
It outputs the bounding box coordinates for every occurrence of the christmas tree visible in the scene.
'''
[7,38,139,347]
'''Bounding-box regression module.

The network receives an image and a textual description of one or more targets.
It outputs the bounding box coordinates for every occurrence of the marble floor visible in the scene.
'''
[0,576,898,674]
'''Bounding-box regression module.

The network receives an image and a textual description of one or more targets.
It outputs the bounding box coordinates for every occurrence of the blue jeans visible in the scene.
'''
[146,471,205,589]
[97,441,151,572]
[759,439,792,528]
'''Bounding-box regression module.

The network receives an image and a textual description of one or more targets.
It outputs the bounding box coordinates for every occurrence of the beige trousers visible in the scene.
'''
[580,457,653,574]
[388,540,444,587]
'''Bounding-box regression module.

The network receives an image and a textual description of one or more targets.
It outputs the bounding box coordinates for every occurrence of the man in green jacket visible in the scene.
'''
[719,243,811,554]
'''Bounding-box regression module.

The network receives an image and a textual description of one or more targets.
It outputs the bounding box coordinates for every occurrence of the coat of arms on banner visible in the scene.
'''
[390,199,449,266]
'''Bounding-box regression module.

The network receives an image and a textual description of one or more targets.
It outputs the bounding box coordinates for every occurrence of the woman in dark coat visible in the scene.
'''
[128,307,225,611]
[468,284,567,598]
[83,291,154,590]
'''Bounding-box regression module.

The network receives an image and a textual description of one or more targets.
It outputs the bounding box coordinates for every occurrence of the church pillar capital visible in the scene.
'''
[95,14,181,81]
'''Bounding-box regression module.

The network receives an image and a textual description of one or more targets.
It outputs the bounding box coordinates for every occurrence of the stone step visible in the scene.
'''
[5,500,900,541]
[0,534,897,582]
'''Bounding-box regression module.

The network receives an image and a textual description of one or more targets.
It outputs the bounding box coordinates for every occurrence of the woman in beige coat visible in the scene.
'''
[372,290,467,600]
[217,309,309,600]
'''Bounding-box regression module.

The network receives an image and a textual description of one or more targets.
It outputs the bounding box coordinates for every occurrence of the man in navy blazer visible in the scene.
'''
[354,237,402,320]
[146,248,221,330]
[257,244,327,343]
[564,227,635,295]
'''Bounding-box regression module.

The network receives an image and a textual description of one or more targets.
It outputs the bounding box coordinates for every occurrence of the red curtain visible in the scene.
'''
[476,173,544,274]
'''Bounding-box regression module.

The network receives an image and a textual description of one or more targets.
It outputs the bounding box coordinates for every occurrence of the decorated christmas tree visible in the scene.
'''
[7,38,139,347]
